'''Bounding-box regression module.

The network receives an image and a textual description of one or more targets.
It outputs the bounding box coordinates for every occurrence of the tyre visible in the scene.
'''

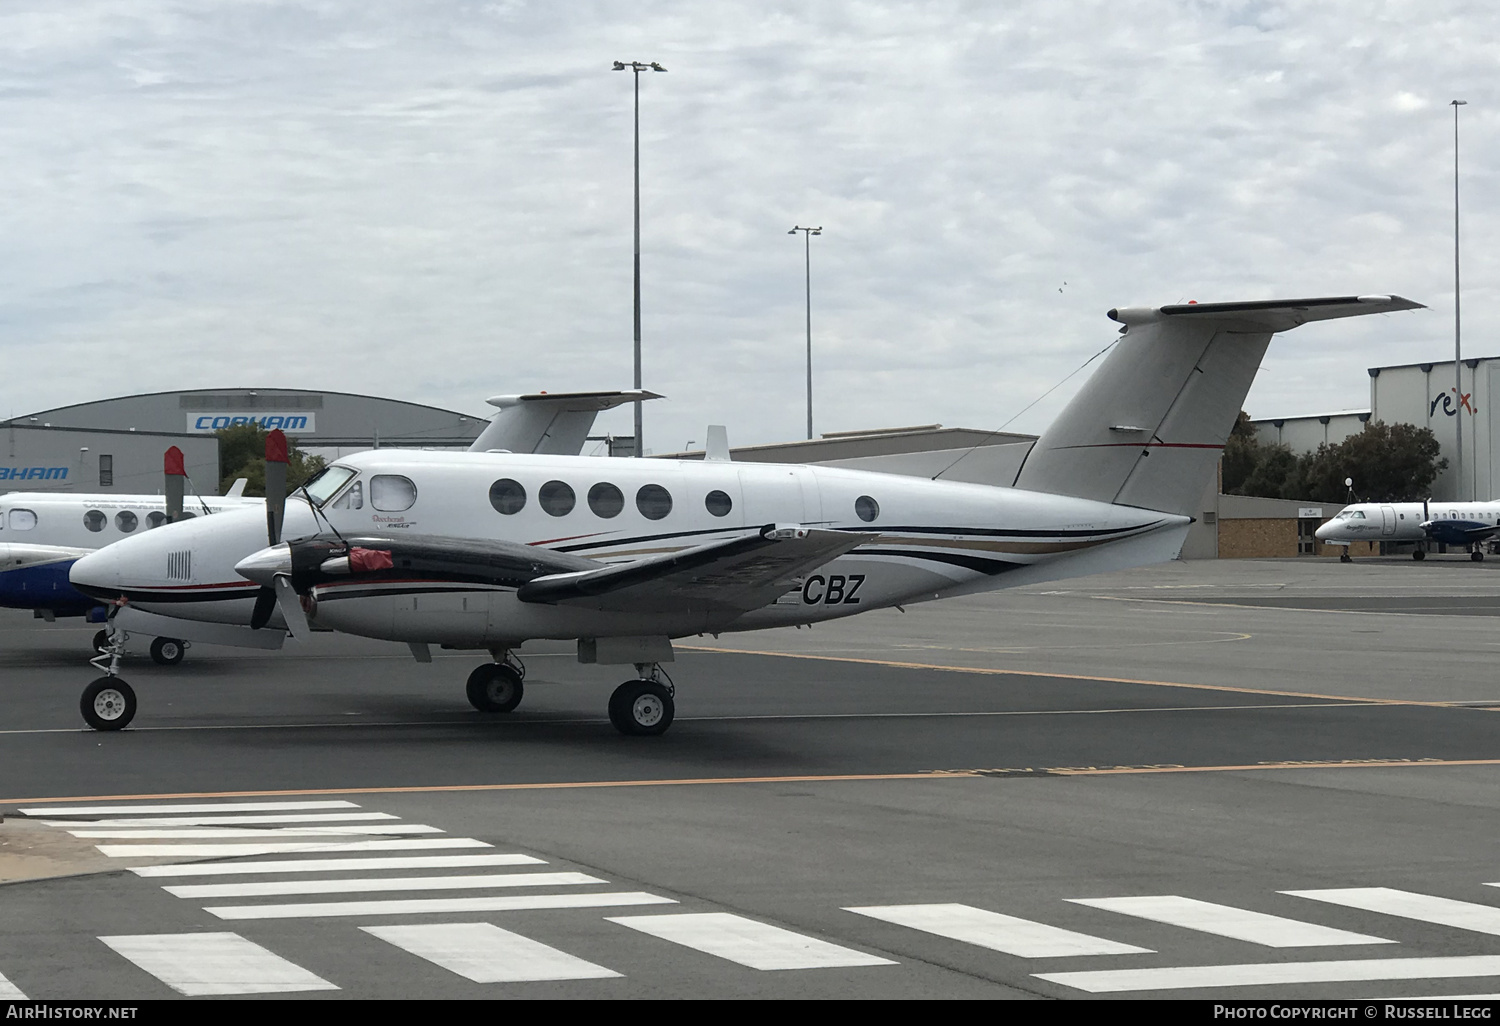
[1413,549,1426,561]
[1473,550,1485,562]
[1339,552,1351,563]
[92,629,110,654]
[466,663,523,713]
[80,677,136,731]
[609,680,674,736]
[150,637,185,666]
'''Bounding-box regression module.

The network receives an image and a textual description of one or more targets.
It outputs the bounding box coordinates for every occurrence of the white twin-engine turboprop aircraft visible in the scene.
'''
[1315,499,1500,561]
[69,295,1422,734]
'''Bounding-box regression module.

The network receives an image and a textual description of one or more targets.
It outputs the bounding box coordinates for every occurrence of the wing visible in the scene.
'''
[516,525,874,615]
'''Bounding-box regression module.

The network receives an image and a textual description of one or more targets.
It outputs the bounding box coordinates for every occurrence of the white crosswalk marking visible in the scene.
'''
[97,838,492,858]
[1284,888,1500,936]
[165,871,606,899]
[363,923,622,983]
[69,824,442,838]
[1036,955,1500,994]
[206,891,677,920]
[131,853,544,877]
[100,932,338,996]
[19,801,361,816]
[1068,895,1394,947]
[0,971,25,999]
[43,812,398,827]
[844,903,1149,957]
[608,913,896,971]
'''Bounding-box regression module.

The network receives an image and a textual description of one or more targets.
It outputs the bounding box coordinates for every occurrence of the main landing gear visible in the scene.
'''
[466,650,525,713]
[1413,548,1426,561]
[609,664,675,737]
[1473,548,1486,562]
[1340,551,1352,563]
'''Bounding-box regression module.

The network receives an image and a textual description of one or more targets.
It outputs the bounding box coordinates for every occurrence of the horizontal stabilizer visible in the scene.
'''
[469,390,665,455]
[517,526,873,615]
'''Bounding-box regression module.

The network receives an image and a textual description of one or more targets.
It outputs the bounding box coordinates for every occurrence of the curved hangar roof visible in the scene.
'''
[9,388,485,448]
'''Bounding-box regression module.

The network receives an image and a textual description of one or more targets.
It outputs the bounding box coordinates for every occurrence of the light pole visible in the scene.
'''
[613,60,666,456]
[1451,100,1469,499]
[789,225,821,440]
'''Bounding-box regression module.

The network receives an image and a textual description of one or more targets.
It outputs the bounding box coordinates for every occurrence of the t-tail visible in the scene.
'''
[1012,296,1424,517]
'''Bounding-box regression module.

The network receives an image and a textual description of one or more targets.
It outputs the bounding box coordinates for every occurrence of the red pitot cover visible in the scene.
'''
[265,429,289,464]
[163,447,185,477]
[349,547,394,573]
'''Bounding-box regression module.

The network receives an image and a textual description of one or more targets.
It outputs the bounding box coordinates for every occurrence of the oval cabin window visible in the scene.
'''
[588,482,624,519]
[84,510,106,532]
[370,475,417,512]
[146,511,167,529]
[854,495,880,523]
[704,490,733,517]
[636,484,673,521]
[539,480,576,517]
[116,511,138,533]
[489,478,527,515]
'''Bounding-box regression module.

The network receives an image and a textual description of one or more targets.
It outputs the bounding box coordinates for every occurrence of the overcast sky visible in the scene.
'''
[0,1,1493,452]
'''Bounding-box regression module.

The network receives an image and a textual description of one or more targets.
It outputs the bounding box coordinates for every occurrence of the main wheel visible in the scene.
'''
[1413,549,1426,561]
[609,680,674,736]
[92,629,110,654]
[149,637,185,666]
[81,677,136,731]
[1339,552,1351,563]
[466,663,524,713]
[1473,550,1485,562]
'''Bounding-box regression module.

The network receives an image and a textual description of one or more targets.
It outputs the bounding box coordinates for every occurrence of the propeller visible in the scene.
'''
[249,430,290,631]
[164,446,185,523]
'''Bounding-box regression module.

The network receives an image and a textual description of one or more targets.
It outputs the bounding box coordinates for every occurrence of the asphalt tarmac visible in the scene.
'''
[2,555,1499,1000]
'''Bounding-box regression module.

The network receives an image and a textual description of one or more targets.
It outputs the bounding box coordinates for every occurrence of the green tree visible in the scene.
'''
[1298,421,1447,503]
[217,424,327,496]
[1220,412,1261,494]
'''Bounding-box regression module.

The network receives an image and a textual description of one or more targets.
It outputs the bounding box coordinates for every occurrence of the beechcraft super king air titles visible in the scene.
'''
[69,296,1423,734]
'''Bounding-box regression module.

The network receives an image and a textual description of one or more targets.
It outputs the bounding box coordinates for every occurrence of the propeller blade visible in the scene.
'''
[264,429,289,545]
[164,447,186,523]
[273,574,310,637]
[249,586,277,630]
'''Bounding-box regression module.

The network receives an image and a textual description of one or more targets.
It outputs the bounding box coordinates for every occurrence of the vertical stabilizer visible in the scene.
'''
[1014,296,1423,516]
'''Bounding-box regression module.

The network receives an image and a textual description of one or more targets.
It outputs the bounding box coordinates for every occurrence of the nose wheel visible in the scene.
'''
[80,677,136,731]
[609,665,675,736]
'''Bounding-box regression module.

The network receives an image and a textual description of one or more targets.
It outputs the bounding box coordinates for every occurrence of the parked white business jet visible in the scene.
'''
[1315,499,1500,561]
[70,295,1423,733]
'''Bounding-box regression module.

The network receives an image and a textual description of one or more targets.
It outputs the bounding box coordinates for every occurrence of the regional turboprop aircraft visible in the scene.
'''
[70,296,1423,734]
[1315,499,1500,561]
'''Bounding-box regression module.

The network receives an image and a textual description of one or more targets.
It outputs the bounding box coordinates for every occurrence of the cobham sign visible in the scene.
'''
[186,413,316,433]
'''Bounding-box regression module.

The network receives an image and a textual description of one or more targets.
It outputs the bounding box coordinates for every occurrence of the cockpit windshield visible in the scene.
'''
[301,466,357,507]
[1335,510,1366,520]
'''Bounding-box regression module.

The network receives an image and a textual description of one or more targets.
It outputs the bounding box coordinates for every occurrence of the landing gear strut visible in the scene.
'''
[466,650,525,713]
[82,615,135,731]
[609,664,675,736]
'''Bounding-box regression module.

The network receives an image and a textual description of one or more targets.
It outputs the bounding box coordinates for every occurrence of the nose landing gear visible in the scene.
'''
[82,620,135,731]
[609,664,675,736]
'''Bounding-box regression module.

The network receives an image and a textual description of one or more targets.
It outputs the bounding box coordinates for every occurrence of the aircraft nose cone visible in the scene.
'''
[235,543,292,586]
[1314,522,1332,540]
[69,547,124,602]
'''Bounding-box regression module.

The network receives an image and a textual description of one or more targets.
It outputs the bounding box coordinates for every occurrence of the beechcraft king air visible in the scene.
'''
[69,296,1422,733]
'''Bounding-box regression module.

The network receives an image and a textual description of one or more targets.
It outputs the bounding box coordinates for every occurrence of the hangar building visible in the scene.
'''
[1,388,487,495]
